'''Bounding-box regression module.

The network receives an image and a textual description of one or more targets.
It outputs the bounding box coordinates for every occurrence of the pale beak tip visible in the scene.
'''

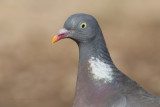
[51,35,59,43]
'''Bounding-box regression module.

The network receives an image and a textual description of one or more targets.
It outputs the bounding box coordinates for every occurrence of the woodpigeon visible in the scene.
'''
[51,13,160,107]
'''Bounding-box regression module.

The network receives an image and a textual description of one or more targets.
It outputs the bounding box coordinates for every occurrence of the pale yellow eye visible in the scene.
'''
[80,23,87,29]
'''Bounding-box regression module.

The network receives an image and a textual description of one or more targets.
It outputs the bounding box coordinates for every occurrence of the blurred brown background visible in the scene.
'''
[0,0,160,107]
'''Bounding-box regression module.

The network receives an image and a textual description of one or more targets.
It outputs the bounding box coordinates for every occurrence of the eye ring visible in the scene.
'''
[80,23,87,29]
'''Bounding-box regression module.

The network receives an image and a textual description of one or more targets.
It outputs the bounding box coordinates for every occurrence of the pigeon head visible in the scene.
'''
[51,13,100,44]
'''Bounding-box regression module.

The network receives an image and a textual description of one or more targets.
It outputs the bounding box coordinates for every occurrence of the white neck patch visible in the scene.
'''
[88,57,113,83]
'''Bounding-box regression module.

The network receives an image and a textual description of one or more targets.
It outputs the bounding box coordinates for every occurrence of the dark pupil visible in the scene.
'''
[82,24,85,28]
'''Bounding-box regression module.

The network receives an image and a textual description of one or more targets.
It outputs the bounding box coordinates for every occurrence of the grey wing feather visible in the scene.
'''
[106,92,160,107]
[106,96,127,107]
[111,96,127,107]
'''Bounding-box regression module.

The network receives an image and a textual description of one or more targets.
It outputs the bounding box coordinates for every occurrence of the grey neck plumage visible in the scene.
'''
[78,29,114,68]
[73,29,122,107]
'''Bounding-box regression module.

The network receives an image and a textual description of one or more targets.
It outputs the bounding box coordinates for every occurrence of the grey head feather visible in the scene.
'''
[64,13,100,44]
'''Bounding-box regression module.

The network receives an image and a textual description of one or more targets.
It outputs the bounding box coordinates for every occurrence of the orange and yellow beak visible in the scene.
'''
[51,28,71,43]
[51,35,59,43]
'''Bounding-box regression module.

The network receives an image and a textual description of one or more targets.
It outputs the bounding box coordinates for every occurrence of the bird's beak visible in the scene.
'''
[51,28,71,43]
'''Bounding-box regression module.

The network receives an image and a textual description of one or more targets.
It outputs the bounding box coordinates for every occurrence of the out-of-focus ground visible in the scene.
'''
[0,0,160,107]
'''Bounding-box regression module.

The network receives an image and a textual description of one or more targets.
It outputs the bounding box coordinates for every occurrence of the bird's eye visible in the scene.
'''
[80,23,87,29]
